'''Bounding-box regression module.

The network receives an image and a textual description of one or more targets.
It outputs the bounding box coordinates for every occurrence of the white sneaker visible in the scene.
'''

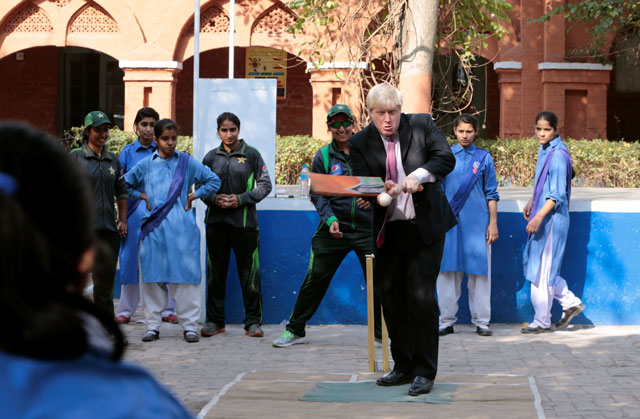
[272,330,305,347]
[142,330,159,342]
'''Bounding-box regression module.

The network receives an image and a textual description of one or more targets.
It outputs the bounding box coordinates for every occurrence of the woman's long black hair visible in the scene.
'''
[0,122,125,361]
[453,113,478,132]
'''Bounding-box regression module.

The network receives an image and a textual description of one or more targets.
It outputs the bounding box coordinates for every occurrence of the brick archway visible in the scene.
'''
[172,0,301,62]
[0,0,145,60]
[0,45,123,134]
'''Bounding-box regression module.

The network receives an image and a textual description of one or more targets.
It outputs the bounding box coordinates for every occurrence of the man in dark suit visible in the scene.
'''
[349,83,456,396]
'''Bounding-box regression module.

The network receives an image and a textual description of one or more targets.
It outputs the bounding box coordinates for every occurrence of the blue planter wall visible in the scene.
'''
[115,201,640,326]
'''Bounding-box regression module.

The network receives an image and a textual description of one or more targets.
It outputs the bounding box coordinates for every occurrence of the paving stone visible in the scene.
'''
[118,318,640,417]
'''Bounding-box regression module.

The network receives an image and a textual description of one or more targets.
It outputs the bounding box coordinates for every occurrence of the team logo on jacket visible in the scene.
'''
[472,161,480,174]
[330,164,343,175]
[262,165,268,173]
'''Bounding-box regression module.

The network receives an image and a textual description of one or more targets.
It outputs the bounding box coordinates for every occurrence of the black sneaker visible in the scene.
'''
[476,326,493,336]
[439,325,454,336]
[556,304,585,328]
[184,331,199,343]
[245,324,264,337]
[520,325,552,334]
[201,322,225,337]
[142,330,159,342]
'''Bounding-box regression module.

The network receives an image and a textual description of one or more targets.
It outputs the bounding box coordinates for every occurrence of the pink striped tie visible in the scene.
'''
[376,135,397,248]
[385,136,398,183]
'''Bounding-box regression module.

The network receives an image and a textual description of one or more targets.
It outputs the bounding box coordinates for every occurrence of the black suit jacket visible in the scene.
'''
[349,113,457,246]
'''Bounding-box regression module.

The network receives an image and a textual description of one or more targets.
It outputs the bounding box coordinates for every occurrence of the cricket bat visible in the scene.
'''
[309,173,385,196]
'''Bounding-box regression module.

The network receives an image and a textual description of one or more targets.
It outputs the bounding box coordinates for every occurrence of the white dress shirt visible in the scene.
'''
[380,133,437,221]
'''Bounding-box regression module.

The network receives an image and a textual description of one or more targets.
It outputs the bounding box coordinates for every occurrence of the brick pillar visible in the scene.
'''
[520,0,545,138]
[308,65,363,140]
[540,65,611,139]
[496,67,523,138]
[120,62,182,131]
[543,0,565,62]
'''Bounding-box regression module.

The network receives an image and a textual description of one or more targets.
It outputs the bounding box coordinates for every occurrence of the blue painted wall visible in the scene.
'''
[116,208,640,326]
[486,211,640,325]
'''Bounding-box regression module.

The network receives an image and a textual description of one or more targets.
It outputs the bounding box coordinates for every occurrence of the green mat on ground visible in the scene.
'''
[301,381,457,404]
[205,372,539,418]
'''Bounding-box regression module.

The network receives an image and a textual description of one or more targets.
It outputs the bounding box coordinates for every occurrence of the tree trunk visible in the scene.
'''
[397,0,439,113]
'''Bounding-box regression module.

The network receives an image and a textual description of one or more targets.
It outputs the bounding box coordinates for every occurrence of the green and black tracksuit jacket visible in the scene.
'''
[310,140,372,234]
[69,143,128,232]
[201,139,272,230]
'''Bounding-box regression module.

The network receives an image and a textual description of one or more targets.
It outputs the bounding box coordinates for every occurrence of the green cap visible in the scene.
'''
[327,104,353,121]
[84,111,112,128]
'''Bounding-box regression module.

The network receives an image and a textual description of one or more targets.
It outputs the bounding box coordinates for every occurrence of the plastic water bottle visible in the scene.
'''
[300,164,309,199]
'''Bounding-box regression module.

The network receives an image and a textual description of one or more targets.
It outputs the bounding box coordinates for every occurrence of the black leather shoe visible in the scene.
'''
[408,376,434,396]
[438,325,454,336]
[376,370,413,386]
[556,303,585,328]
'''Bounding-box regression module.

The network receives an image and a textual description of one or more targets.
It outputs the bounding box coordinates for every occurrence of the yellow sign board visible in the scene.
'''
[246,47,287,98]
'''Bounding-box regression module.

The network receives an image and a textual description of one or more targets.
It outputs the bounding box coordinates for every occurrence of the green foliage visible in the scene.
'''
[61,127,640,187]
[440,0,513,66]
[532,0,640,62]
[450,138,640,188]
[287,0,338,35]
[564,138,640,188]
[286,0,340,68]
[61,127,193,155]
[275,134,326,184]
[285,0,513,115]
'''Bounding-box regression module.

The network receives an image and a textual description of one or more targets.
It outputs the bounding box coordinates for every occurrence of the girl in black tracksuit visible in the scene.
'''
[200,112,272,338]
[273,104,381,347]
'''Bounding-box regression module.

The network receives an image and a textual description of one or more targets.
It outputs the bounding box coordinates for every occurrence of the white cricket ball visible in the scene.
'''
[377,192,393,207]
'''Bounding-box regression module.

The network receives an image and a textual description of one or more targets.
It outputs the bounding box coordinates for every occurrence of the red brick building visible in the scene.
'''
[0,0,637,140]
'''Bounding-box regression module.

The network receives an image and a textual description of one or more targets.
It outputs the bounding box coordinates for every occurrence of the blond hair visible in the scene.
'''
[366,83,402,111]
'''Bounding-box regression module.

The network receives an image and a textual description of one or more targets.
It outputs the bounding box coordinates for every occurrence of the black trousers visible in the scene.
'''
[93,229,120,315]
[205,224,262,329]
[286,229,381,338]
[376,220,444,379]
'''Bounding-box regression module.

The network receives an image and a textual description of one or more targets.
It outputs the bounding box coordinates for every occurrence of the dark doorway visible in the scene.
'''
[60,47,124,131]
[607,31,640,141]
[432,54,498,139]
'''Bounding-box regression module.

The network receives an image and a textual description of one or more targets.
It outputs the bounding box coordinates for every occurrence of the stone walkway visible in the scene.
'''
[120,319,640,418]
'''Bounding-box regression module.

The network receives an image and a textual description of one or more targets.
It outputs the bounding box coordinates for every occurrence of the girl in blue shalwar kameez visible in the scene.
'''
[125,119,220,343]
[521,111,585,334]
[437,114,499,337]
[115,107,178,325]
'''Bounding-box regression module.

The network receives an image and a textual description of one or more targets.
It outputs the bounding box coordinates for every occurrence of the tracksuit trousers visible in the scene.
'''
[205,224,262,329]
[286,229,381,339]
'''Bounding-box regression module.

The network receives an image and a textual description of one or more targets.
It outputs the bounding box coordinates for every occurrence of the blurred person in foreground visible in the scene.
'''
[0,122,192,418]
